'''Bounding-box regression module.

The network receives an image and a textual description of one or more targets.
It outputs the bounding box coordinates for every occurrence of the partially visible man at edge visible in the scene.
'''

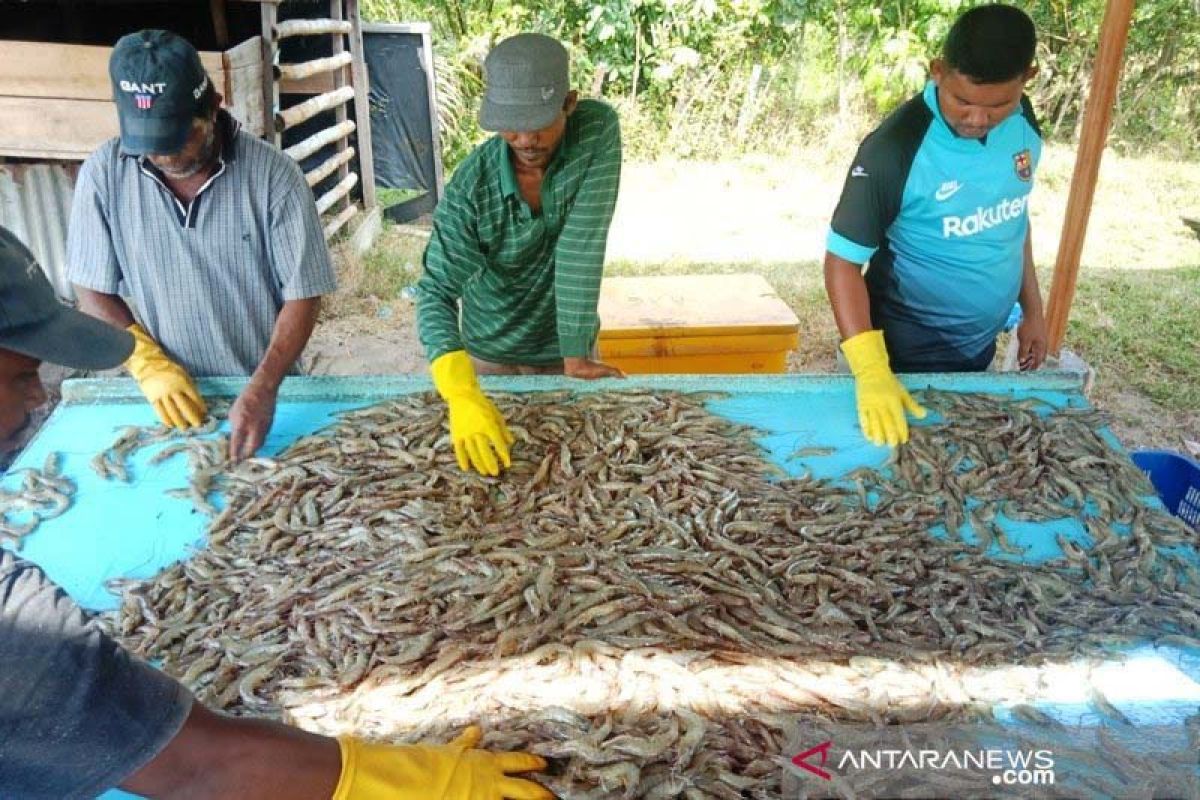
[1,225,552,800]
[68,29,335,460]
[416,33,624,478]
[824,4,1047,447]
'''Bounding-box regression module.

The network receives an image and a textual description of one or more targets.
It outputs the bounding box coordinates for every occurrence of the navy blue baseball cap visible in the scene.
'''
[109,30,211,155]
[0,226,133,369]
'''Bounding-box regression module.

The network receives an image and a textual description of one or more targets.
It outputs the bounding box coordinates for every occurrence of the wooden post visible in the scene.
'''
[329,0,351,216]
[1044,0,1137,354]
[210,0,230,50]
[260,3,279,147]
[419,25,444,202]
[347,0,377,210]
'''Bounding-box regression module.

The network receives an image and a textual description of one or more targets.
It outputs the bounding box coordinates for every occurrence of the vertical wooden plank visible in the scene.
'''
[421,26,444,203]
[347,0,378,210]
[260,3,280,147]
[1045,0,1136,353]
[210,0,230,50]
[330,0,351,214]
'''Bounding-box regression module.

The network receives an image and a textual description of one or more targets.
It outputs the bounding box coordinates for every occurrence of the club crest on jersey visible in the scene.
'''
[1013,149,1033,181]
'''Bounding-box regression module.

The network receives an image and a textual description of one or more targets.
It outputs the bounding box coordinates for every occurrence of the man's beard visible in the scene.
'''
[158,123,218,179]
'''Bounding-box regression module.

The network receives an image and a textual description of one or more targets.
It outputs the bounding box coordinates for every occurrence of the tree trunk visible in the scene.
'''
[836,0,848,120]
[630,21,642,101]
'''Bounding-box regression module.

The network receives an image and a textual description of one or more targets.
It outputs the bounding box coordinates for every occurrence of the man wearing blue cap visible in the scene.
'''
[68,29,337,460]
[2,226,553,794]
[416,33,624,478]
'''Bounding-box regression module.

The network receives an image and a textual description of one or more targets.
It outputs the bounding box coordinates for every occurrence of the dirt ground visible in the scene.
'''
[303,299,427,377]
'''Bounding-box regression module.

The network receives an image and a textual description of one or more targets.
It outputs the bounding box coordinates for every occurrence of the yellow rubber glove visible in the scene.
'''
[431,350,514,476]
[333,726,553,800]
[841,329,926,447]
[125,324,207,429]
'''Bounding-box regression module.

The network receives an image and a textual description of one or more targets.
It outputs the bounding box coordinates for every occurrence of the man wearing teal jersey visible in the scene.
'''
[416,33,624,477]
[825,4,1047,446]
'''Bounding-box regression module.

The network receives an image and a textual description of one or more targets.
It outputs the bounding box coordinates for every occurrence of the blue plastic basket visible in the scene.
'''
[1132,450,1200,531]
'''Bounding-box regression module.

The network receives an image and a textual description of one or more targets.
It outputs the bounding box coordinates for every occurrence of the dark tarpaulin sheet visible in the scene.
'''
[364,29,438,222]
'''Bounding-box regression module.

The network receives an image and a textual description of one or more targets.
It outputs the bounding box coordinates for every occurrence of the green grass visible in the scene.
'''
[1069,266,1200,411]
[343,222,426,303]
[376,187,427,208]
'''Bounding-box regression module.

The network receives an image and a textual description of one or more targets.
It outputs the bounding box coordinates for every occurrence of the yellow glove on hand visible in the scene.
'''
[334,726,553,800]
[125,324,207,429]
[841,329,926,447]
[430,350,514,476]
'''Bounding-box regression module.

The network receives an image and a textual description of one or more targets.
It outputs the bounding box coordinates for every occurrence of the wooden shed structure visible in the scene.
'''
[1,0,376,244]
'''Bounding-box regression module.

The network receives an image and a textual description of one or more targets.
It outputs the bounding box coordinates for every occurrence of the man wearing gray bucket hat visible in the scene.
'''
[416,33,624,477]
[1,225,552,797]
[67,29,336,461]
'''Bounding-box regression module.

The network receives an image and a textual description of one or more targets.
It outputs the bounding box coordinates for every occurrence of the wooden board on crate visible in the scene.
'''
[0,38,265,160]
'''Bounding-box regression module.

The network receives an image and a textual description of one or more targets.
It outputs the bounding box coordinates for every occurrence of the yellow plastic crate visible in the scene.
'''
[597,274,800,374]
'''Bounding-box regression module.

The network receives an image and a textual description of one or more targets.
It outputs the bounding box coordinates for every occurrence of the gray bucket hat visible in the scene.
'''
[0,226,133,370]
[480,33,569,133]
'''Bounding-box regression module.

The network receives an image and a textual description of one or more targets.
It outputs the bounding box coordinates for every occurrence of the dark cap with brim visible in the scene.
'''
[117,109,195,156]
[110,29,210,155]
[479,33,569,133]
[0,227,133,370]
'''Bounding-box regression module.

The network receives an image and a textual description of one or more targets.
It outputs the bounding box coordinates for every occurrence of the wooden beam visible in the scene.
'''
[347,0,377,210]
[210,0,230,49]
[330,0,351,215]
[0,41,223,101]
[284,119,356,161]
[315,172,359,214]
[276,52,353,82]
[419,27,445,201]
[323,203,359,238]
[1045,0,1137,354]
[260,3,279,146]
[305,146,356,187]
[221,36,266,137]
[274,19,352,39]
[0,97,116,159]
[275,86,355,132]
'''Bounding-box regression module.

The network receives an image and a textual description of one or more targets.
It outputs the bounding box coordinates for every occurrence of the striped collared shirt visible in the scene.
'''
[416,99,622,365]
[66,111,336,377]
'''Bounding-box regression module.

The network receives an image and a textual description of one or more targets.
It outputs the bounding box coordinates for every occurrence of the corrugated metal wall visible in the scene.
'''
[0,163,79,300]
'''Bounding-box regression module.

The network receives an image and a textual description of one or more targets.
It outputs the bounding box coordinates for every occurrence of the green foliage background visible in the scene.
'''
[363,0,1200,168]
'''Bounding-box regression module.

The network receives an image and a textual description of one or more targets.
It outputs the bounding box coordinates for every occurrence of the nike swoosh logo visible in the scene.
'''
[935,181,962,201]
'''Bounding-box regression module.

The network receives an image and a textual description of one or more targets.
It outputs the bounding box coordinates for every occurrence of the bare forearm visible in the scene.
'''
[250,298,320,391]
[121,704,340,800]
[74,286,136,329]
[824,251,874,339]
[1018,232,1044,318]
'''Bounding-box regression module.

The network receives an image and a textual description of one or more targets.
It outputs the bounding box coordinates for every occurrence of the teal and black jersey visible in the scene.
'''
[826,80,1042,371]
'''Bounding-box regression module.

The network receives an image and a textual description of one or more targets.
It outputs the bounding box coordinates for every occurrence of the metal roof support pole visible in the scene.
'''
[1045,0,1137,354]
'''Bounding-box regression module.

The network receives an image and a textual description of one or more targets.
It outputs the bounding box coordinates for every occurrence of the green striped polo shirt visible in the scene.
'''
[416,99,622,365]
